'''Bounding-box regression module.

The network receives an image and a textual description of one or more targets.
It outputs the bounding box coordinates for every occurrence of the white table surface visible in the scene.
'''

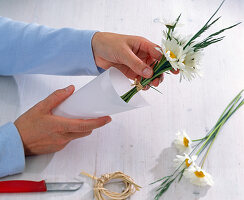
[0,0,243,199]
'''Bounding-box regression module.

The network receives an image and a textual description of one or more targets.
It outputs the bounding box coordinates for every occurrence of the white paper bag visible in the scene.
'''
[53,67,148,119]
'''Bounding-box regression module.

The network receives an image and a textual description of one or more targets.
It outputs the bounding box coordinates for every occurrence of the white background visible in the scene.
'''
[0,0,243,199]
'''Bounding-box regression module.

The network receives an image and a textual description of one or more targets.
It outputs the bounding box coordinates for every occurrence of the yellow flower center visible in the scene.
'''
[194,171,205,178]
[183,137,189,147]
[166,50,177,59]
[185,159,192,167]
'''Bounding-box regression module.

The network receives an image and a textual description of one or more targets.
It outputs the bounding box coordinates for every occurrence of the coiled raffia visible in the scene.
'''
[81,171,141,200]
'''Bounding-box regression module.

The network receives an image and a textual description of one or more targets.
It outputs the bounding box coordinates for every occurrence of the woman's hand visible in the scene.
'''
[92,32,179,88]
[14,85,111,156]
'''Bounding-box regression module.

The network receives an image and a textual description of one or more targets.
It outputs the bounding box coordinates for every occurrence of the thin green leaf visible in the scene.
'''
[148,85,163,94]
[208,22,241,38]
[173,13,182,29]
[193,22,241,51]
[154,179,175,200]
[178,169,185,182]
[184,0,225,49]
[150,176,171,185]
[193,36,225,51]
[166,14,182,40]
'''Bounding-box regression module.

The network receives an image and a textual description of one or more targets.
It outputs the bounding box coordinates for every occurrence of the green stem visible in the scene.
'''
[201,130,218,168]
[216,90,243,123]
[196,92,242,155]
[196,118,224,155]
[201,100,244,168]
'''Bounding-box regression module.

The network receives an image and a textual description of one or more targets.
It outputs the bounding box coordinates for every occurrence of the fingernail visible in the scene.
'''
[160,76,164,83]
[144,85,150,90]
[106,117,112,124]
[65,85,73,92]
[142,67,153,77]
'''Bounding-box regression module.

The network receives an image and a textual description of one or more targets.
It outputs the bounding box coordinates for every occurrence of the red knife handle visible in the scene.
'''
[0,180,47,193]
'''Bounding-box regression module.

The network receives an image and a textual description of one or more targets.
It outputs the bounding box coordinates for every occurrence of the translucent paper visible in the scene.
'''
[53,67,148,119]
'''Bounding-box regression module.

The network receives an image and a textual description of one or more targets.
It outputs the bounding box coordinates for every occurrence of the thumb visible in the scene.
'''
[124,49,153,78]
[41,85,75,112]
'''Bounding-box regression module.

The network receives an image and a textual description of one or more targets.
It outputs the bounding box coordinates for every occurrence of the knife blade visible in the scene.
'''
[0,180,83,193]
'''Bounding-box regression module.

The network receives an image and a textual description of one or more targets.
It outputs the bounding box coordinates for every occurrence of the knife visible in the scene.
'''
[0,180,83,193]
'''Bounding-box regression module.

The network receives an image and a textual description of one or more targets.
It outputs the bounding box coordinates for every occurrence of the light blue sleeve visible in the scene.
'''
[0,17,106,177]
[0,16,102,76]
[0,122,25,178]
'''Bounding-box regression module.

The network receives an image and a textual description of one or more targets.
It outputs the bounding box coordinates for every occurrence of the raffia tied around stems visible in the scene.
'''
[81,171,141,200]
[131,78,144,91]
[121,56,171,103]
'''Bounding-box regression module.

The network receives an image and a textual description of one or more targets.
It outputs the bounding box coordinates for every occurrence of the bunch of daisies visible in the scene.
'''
[121,1,240,103]
[151,90,244,200]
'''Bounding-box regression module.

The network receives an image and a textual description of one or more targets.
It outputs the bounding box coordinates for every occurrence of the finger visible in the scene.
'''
[144,56,156,67]
[171,68,180,74]
[58,116,112,133]
[123,48,153,78]
[141,42,162,61]
[41,85,75,112]
[147,73,164,88]
[112,63,138,80]
[129,37,162,61]
[143,85,150,90]
[159,74,164,83]
[151,78,160,87]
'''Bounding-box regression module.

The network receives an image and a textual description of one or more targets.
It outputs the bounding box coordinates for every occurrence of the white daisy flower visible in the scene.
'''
[179,47,203,81]
[173,131,192,154]
[184,165,214,186]
[159,37,186,71]
[174,153,197,171]
[155,32,203,82]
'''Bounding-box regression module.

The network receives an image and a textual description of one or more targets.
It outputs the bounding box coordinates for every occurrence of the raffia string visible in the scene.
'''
[131,78,144,91]
[81,171,141,200]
